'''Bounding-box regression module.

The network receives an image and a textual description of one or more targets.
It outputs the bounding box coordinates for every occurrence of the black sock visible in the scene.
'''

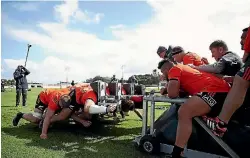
[18,112,24,118]
[171,145,184,158]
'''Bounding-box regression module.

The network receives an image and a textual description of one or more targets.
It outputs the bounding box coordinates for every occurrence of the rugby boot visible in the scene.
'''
[12,112,23,126]
[206,116,227,137]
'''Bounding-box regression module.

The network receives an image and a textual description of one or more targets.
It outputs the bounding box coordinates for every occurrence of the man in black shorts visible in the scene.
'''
[157,59,231,158]
[12,89,53,126]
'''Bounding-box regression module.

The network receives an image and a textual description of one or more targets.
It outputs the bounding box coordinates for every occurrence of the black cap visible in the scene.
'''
[157,46,167,55]
[172,46,184,55]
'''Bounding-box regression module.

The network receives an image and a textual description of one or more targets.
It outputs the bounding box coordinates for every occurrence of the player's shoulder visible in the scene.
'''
[185,52,197,57]
[169,64,183,73]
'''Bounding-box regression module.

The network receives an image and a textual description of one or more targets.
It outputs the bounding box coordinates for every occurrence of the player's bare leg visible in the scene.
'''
[173,96,210,157]
[218,75,249,123]
[13,109,42,126]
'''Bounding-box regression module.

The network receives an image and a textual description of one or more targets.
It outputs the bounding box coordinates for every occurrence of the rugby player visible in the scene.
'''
[190,40,242,76]
[158,59,231,158]
[171,46,209,66]
[203,26,250,137]
[39,84,117,139]
[12,89,68,126]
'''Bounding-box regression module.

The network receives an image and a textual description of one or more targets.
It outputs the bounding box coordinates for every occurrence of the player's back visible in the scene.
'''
[170,64,230,95]
[39,89,58,104]
[73,85,97,105]
[183,52,205,66]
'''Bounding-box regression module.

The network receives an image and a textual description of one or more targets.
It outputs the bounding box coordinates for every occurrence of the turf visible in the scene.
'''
[1,88,170,158]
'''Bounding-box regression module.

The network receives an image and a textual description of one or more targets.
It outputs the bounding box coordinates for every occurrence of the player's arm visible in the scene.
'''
[70,113,91,127]
[201,57,209,65]
[50,108,73,123]
[82,91,116,114]
[40,108,55,139]
[167,80,180,98]
[84,99,109,114]
[13,70,22,80]
[133,109,143,120]
[167,67,181,98]
[84,99,116,114]
[22,66,30,75]
[191,58,225,74]
[160,82,168,95]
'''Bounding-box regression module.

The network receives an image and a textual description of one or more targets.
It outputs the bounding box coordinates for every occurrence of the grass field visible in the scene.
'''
[1,88,170,158]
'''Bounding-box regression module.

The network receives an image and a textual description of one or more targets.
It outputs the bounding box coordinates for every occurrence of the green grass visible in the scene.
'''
[1,88,170,158]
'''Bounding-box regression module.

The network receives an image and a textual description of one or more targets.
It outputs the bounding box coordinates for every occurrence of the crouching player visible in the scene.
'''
[39,84,117,139]
[158,59,231,158]
[12,89,64,126]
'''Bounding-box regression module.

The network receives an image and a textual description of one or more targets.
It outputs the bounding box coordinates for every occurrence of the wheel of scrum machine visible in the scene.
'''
[139,135,160,154]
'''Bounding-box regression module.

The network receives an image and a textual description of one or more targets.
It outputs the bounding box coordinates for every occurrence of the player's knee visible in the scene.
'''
[31,112,42,123]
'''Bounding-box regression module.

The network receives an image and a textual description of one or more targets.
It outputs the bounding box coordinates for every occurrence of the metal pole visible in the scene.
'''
[25,44,32,67]
[121,65,124,79]
[150,96,155,135]
[142,100,148,136]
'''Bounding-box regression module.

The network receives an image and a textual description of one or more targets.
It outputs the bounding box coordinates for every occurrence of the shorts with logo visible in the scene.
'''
[33,95,48,119]
[35,95,47,111]
[237,56,250,81]
[197,92,228,117]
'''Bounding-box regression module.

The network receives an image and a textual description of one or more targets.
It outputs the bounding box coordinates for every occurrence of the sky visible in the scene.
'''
[1,0,250,84]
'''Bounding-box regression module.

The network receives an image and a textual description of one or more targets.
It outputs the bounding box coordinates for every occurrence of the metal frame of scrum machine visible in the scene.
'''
[133,91,240,158]
[90,81,145,113]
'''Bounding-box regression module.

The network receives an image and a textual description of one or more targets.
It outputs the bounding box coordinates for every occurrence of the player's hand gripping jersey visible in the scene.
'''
[35,89,58,111]
[183,52,207,66]
[69,84,97,110]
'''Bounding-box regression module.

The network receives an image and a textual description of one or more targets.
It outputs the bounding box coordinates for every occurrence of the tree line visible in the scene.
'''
[2,69,161,86]
[84,69,161,86]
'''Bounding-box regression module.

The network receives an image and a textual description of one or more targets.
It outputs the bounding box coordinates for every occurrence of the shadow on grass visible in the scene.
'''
[2,120,159,158]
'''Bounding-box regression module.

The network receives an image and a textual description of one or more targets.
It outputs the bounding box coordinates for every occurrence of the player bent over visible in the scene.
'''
[39,85,117,139]
[12,89,61,126]
[158,59,231,158]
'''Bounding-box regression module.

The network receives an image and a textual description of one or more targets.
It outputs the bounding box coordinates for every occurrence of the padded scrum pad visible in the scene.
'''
[108,83,121,96]
[134,85,145,95]
[122,83,134,95]
[149,104,179,134]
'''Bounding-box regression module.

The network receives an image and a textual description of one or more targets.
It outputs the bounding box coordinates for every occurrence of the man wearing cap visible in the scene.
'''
[156,45,175,61]
[171,46,208,66]
[157,46,175,81]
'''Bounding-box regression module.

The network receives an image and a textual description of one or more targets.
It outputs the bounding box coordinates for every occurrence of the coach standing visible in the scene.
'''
[13,65,30,107]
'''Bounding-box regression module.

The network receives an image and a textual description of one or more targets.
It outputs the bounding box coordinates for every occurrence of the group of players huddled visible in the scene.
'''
[156,26,250,158]
[11,25,250,158]
[12,82,143,139]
